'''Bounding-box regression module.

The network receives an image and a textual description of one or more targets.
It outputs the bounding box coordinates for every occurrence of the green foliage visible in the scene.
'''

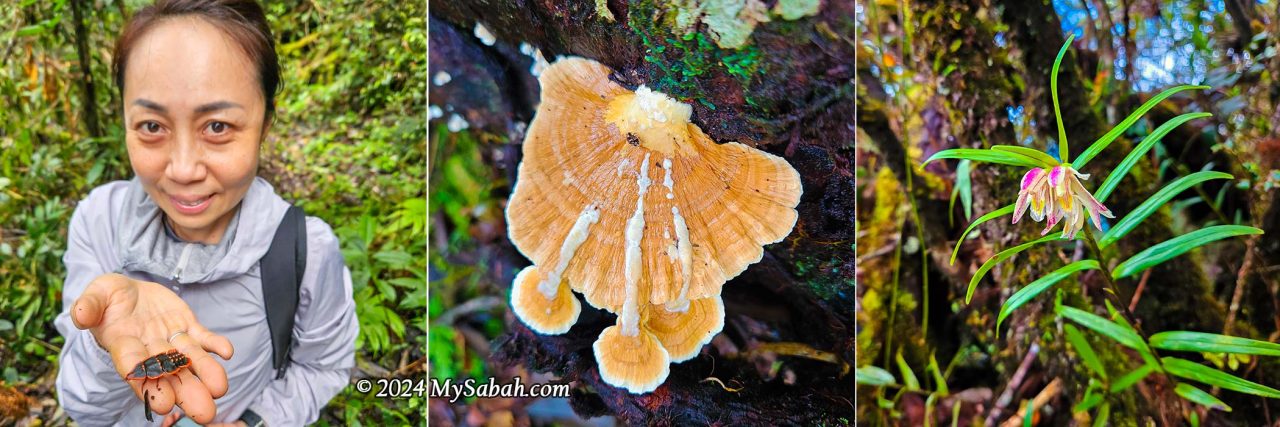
[1175,383,1231,412]
[1162,357,1280,398]
[1111,225,1263,279]
[948,159,972,224]
[923,148,1044,169]
[1057,306,1145,351]
[950,203,1013,265]
[1063,324,1108,380]
[1149,331,1280,356]
[966,235,1063,303]
[1095,112,1214,202]
[855,365,896,386]
[997,260,1098,331]
[1050,33,1074,160]
[1072,84,1209,169]
[1098,171,1234,248]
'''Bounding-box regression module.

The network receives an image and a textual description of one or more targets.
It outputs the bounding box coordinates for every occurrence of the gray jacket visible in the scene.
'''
[54,177,357,426]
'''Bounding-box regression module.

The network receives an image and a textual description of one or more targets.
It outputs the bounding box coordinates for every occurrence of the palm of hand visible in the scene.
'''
[73,274,234,424]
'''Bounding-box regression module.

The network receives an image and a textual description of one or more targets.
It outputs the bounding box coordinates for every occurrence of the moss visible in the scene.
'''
[627,0,764,103]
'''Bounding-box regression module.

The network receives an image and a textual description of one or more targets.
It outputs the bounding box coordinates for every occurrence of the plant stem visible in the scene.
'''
[1081,230,1184,400]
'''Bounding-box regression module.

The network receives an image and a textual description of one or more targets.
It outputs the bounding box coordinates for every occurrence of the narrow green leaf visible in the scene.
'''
[1110,364,1155,393]
[967,235,1063,304]
[998,260,1100,331]
[1058,305,1145,350]
[1074,382,1104,413]
[928,354,949,395]
[1074,84,1209,169]
[1150,331,1280,356]
[896,351,920,391]
[1064,324,1109,380]
[1093,402,1110,427]
[1023,402,1034,427]
[1163,357,1280,398]
[923,148,1043,169]
[1099,171,1234,248]
[1051,33,1075,162]
[992,146,1060,168]
[1112,225,1263,279]
[1096,112,1214,203]
[1175,382,1232,412]
[951,204,1015,266]
[958,159,973,220]
[855,365,896,386]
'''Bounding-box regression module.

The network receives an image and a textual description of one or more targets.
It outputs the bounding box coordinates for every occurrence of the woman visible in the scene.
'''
[52,1,358,425]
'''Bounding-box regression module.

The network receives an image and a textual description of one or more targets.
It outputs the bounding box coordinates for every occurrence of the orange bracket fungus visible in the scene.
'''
[506,57,802,394]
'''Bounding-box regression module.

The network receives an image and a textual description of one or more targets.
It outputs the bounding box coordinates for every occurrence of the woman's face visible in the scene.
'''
[123,17,266,244]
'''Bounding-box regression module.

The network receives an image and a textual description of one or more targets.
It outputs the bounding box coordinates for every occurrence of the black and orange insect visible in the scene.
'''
[126,349,191,421]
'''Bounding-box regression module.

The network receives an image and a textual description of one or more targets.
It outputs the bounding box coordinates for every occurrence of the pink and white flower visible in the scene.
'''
[1013,165,1114,239]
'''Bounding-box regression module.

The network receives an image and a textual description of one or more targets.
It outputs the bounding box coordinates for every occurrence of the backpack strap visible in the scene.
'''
[261,205,307,380]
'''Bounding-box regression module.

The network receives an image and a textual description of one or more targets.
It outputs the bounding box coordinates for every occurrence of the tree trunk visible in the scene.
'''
[70,0,101,139]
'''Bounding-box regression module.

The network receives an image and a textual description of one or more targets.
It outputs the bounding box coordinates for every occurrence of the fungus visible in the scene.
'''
[506,57,801,393]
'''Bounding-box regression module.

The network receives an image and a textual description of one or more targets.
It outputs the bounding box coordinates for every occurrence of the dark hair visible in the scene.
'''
[112,0,281,124]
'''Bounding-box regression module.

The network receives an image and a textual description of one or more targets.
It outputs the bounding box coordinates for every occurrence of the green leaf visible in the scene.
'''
[998,260,1100,331]
[951,204,1014,266]
[1074,84,1209,169]
[1112,225,1263,279]
[1175,383,1232,412]
[922,148,1043,169]
[958,159,973,220]
[1095,113,1214,202]
[928,353,949,395]
[1051,33,1075,161]
[967,235,1063,304]
[896,351,920,391]
[1074,382,1105,413]
[1058,305,1145,350]
[1064,324,1108,380]
[1099,171,1234,248]
[1093,402,1110,427]
[1162,357,1280,398]
[992,146,1059,168]
[1150,331,1280,356]
[1110,364,1155,392]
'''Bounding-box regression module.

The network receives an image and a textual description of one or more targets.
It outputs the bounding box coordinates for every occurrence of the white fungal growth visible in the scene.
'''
[661,158,674,199]
[664,206,693,313]
[537,205,601,298]
[621,153,652,336]
[606,85,693,155]
[616,158,632,178]
[474,23,497,46]
[562,169,574,185]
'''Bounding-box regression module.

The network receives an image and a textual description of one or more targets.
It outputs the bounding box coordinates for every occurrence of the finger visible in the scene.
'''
[172,369,218,424]
[72,274,131,329]
[110,335,151,380]
[142,374,179,417]
[161,407,183,427]
[187,323,234,361]
[171,332,229,398]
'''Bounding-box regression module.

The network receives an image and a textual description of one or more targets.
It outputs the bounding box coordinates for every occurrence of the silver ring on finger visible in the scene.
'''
[168,330,187,344]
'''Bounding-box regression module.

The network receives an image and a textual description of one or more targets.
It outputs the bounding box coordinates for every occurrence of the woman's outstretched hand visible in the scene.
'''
[71,273,234,424]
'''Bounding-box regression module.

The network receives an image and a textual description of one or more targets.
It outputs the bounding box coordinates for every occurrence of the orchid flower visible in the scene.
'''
[1013,164,1113,239]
